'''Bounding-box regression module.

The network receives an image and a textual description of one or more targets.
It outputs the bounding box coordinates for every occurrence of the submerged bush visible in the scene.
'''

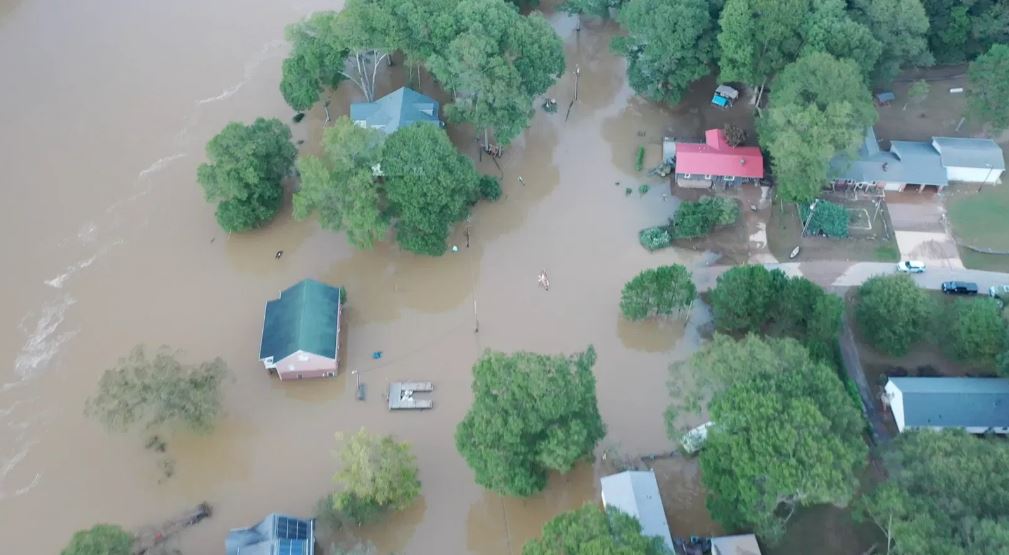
[671,196,739,238]
[639,226,672,251]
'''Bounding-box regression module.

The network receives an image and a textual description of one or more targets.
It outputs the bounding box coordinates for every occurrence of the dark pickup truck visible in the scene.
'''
[941,281,979,295]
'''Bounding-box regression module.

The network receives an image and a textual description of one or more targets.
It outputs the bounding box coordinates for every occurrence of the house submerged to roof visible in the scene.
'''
[225,513,314,555]
[259,279,344,380]
[884,377,1009,434]
[673,129,764,189]
[600,470,674,550]
[829,128,1005,191]
[350,87,441,135]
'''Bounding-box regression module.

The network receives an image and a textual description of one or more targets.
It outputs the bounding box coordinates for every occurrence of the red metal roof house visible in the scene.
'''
[674,129,764,189]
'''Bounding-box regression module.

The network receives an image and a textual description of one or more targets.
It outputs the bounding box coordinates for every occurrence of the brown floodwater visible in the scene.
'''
[0,1,875,553]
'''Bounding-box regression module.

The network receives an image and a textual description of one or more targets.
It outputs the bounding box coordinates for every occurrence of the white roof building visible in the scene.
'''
[600,470,674,550]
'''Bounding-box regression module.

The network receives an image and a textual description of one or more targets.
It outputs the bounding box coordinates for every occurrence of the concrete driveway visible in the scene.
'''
[886,192,963,269]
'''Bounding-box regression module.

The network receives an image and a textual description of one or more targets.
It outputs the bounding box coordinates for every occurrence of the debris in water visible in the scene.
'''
[517,176,525,186]
[292,112,305,123]
[537,271,550,291]
[452,245,460,252]
[372,351,383,360]
[275,250,283,259]
[625,187,633,196]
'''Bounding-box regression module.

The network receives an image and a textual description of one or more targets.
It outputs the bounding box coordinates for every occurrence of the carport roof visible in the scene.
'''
[890,141,948,186]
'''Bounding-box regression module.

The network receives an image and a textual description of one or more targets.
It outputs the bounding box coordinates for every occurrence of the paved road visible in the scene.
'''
[694,261,1009,292]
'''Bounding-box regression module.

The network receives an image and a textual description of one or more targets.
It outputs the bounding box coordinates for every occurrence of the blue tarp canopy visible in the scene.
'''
[876,91,895,103]
[711,95,729,107]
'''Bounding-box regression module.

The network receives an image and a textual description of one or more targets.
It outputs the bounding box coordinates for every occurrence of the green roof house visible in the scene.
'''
[350,87,441,135]
[259,279,344,380]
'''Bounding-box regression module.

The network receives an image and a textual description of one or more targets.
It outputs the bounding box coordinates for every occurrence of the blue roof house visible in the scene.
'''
[600,470,674,550]
[350,87,441,135]
[884,377,1009,434]
[259,279,344,381]
[225,513,315,555]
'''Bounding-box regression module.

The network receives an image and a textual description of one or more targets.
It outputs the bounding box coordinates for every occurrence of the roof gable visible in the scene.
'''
[890,377,1009,429]
[226,514,314,555]
[674,129,764,178]
[260,280,342,361]
[349,87,440,135]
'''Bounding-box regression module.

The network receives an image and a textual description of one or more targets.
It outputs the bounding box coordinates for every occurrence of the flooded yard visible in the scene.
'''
[0,1,875,553]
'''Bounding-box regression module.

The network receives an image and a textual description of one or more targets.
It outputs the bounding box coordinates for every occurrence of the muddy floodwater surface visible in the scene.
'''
[0,1,874,553]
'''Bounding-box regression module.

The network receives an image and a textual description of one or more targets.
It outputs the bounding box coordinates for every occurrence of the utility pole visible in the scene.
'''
[800,199,820,237]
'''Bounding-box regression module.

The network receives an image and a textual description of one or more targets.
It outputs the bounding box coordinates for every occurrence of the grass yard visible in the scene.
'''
[947,184,1009,272]
[767,200,900,263]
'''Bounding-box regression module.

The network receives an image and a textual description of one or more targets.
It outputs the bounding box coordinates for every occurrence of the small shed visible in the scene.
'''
[600,471,673,551]
[226,513,315,555]
[875,91,895,106]
[260,279,344,380]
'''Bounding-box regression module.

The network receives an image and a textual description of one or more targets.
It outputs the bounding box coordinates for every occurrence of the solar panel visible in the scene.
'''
[274,516,309,540]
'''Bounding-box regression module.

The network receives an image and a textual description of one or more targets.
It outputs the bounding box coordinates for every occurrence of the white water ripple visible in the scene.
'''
[138,152,186,180]
[13,296,79,380]
[196,39,285,105]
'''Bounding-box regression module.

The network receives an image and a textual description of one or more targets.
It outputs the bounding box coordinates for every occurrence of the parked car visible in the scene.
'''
[942,281,979,295]
[896,260,926,273]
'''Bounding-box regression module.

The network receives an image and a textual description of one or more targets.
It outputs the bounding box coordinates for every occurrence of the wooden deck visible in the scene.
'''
[388,382,434,410]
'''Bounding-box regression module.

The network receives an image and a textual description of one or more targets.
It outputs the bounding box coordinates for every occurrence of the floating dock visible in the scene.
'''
[388,382,434,410]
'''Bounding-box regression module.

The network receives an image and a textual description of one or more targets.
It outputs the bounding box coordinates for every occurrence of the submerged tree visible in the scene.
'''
[859,430,1009,555]
[669,335,867,542]
[197,118,297,232]
[280,12,348,112]
[426,0,564,145]
[612,0,715,105]
[968,43,1009,131]
[759,52,876,203]
[331,429,421,525]
[85,345,228,435]
[620,265,696,321]
[61,524,133,555]
[559,0,624,18]
[456,347,606,497]
[522,504,670,555]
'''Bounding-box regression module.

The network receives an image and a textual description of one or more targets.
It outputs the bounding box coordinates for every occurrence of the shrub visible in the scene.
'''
[638,184,650,195]
[635,145,645,171]
[639,226,672,251]
[801,200,849,238]
[670,196,739,238]
[478,175,502,201]
[944,298,1008,365]
[723,123,746,147]
[620,265,696,320]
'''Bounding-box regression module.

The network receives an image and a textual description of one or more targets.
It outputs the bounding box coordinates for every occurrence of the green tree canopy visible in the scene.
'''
[559,0,624,18]
[293,117,388,249]
[382,123,485,255]
[426,0,564,145]
[944,298,1008,365]
[717,0,810,85]
[522,504,671,555]
[612,0,715,105]
[295,120,491,255]
[280,12,348,111]
[855,274,932,356]
[455,347,606,497]
[859,430,1009,555]
[800,0,881,79]
[197,118,297,232]
[671,335,867,542]
[669,196,739,239]
[759,52,877,202]
[331,428,421,524]
[922,0,1009,64]
[707,265,843,362]
[620,265,697,321]
[85,345,228,435]
[61,524,132,555]
[850,0,933,84]
[968,43,1009,131]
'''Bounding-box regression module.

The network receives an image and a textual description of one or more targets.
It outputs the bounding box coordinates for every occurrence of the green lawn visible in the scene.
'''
[947,185,1009,272]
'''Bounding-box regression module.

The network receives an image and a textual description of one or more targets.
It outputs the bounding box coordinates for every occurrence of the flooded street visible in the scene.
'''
[0,1,871,553]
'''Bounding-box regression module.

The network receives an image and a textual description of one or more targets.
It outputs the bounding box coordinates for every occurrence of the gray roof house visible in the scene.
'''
[829,128,1005,190]
[350,87,441,135]
[259,279,344,380]
[600,470,674,550]
[884,377,1009,434]
[225,513,314,555]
